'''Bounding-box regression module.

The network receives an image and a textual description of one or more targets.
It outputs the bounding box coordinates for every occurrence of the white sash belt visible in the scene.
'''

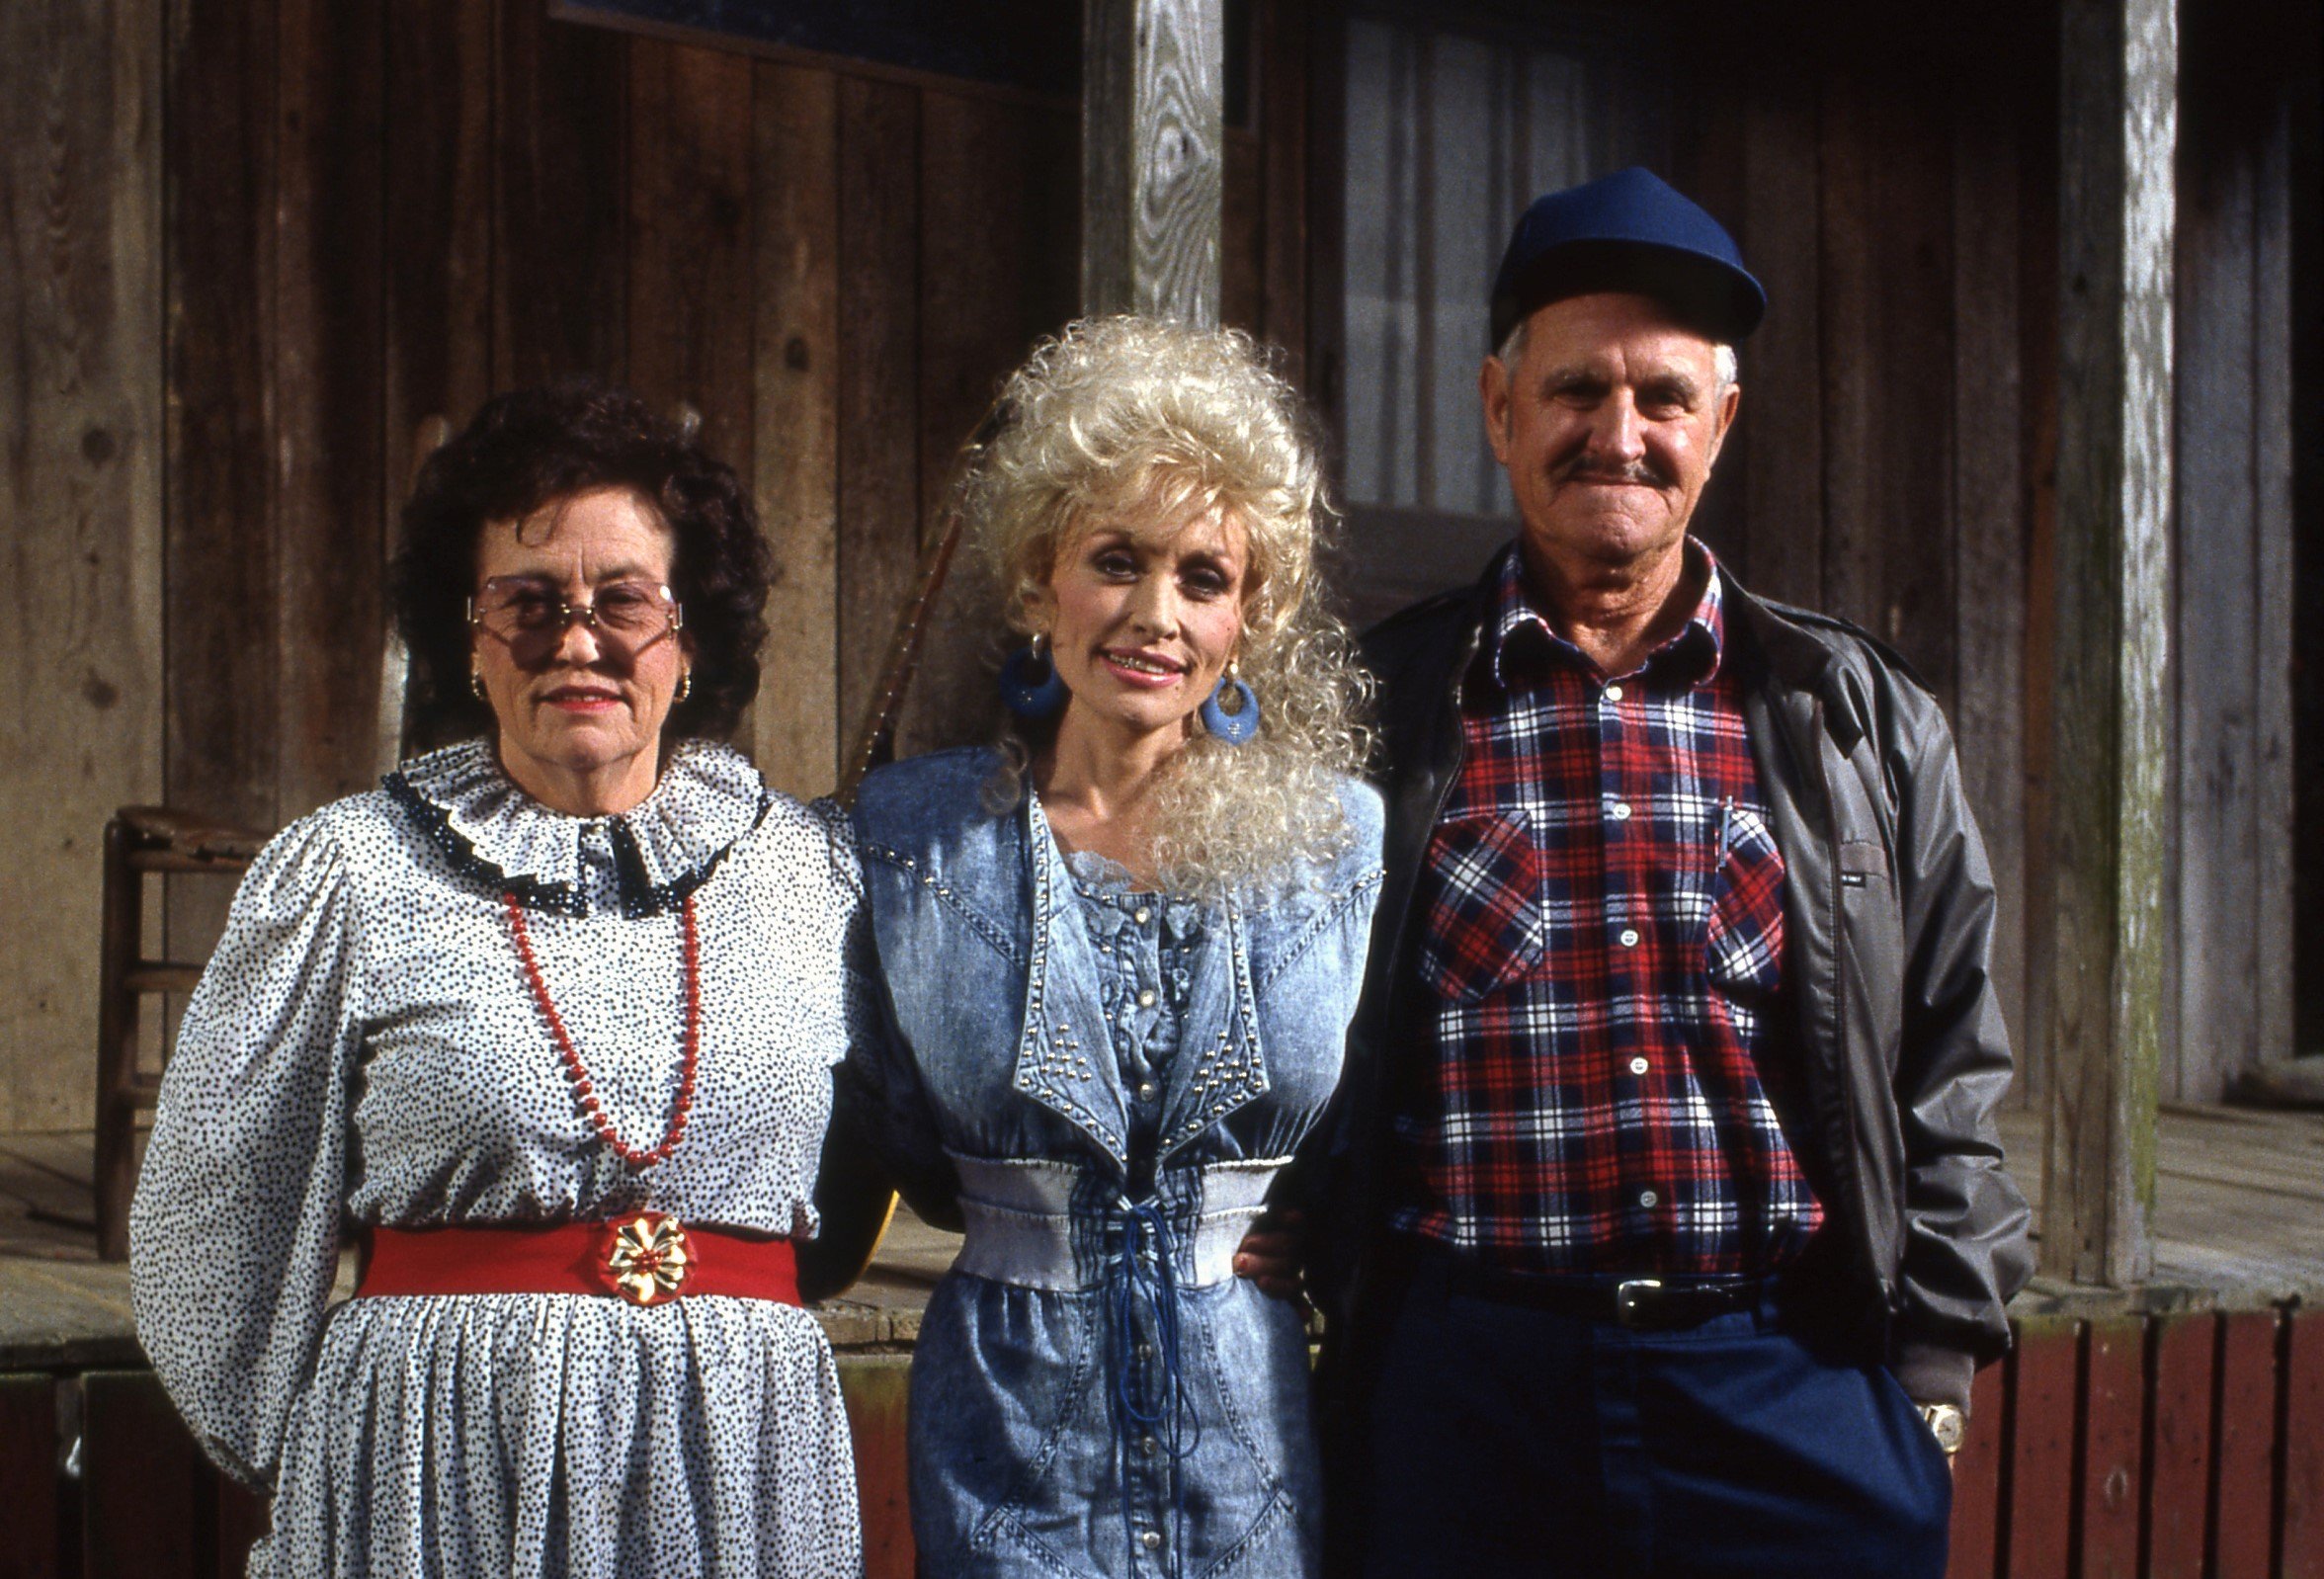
[949,1154,1283,1293]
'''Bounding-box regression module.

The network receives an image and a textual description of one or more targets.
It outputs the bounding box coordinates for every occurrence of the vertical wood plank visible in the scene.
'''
[1815,63,1881,637]
[2284,1307,2324,1579]
[2041,0,2175,1287]
[2210,1310,2279,1579]
[1818,62,1957,702]
[0,0,167,1128]
[834,77,921,761]
[1300,5,1347,482]
[1083,0,1225,324]
[273,0,385,821]
[841,1356,915,1579]
[1951,73,2029,1058]
[2015,36,2062,1107]
[0,1374,58,1579]
[1945,1360,2004,1579]
[216,1476,268,1578]
[382,0,492,546]
[1669,62,1747,571]
[2170,59,2258,1103]
[2248,87,2294,1078]
[1220,125,1264,336]
[1737,68,1823,611]
[493,0,628,388]
[81,1370,205,1578]
[164,0,279,1039]
[750,61,841,798]
[1256,0,1311,380]
[625,39,755,471]
[2146,1311,2216,1578]
[894,88,1036,765]
[2079,1318,2144,1577]
[2007,1316,2081,1579]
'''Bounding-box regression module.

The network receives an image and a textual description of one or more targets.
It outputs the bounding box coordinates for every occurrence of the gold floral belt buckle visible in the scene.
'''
[601,1211,692,1305]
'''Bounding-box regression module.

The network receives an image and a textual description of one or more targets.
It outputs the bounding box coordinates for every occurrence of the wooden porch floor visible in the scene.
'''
[4,1103,2317,1366]
[1995,1101,2324,1305]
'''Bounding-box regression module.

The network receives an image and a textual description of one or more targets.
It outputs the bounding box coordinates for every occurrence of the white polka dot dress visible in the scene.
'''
[129,739,865,1579]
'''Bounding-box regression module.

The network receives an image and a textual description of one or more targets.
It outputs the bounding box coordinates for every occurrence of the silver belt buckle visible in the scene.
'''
[1613,1278,1664,1327]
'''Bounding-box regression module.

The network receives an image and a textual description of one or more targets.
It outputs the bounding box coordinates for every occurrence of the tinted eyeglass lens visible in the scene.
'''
[473,582,677,662]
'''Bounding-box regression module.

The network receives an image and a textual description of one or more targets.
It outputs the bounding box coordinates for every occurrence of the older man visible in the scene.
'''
[1304,169,2032,1576]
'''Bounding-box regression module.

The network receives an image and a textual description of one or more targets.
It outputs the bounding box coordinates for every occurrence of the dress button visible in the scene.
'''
[1605,683,1624,702]
[1141,1531,1164,1550]
[1611,801,1633,821]
[1137,988,1156,1008]
[1137,1082,1158,1101]
[1628,1056,1650,1076]
[1618,928,1640,948]
[1140,1435,1160,1456]
[1638,1189,1659,1208]
[1134,906,1151,924]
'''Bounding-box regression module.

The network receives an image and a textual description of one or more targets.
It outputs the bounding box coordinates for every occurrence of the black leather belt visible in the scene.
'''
[1434,1257,1772,1331]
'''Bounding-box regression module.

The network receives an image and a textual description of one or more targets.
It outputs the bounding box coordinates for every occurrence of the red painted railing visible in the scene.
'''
[4,1307,2317,1578]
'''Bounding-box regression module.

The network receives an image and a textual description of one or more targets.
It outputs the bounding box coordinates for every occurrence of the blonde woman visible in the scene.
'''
[839,317,1382,1577]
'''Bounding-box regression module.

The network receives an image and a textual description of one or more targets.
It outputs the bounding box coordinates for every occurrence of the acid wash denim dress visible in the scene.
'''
[843,747,1384,1579]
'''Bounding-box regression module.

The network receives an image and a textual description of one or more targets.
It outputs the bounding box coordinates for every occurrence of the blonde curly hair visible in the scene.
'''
[967,316,1370,897]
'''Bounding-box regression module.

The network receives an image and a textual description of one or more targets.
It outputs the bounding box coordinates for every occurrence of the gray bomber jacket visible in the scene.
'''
[1304,547,2034,1412]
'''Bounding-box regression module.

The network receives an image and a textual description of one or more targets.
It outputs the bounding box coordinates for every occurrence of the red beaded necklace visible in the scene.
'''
[502,891,702,1170]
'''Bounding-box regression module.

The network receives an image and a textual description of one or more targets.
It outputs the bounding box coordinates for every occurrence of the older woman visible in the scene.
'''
[841,317,1383,1577]
[131,383,862,1578]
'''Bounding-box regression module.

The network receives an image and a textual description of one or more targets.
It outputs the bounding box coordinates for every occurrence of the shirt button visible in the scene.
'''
[1141,1531,1164,1550]
[1638,1189,1659,1208]
[1137,988,1156,1008]
[1605,683,1624,702]
[1618,928,1640,948]
[1133,906,1151,924]
[1628,1056,1650,1076]
[1611,801,1633,821]
[1140,1436,1160,1456]
[1137,1081,1158,1101]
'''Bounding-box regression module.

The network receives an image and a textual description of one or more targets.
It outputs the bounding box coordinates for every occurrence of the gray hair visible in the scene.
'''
[1494,319,1739,391]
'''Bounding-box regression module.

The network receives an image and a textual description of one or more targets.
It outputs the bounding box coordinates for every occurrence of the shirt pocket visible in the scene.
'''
[1417,809,1546,1004]
[1704,801,1785,999]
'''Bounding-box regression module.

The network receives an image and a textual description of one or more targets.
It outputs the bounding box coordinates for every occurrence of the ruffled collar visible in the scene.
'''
[384,738,771,916]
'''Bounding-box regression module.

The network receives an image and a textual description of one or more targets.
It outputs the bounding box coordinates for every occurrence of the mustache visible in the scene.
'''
[1556,457,1670,487]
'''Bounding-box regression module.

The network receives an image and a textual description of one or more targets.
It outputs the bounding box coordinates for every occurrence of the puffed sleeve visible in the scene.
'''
[129,812,365,1491]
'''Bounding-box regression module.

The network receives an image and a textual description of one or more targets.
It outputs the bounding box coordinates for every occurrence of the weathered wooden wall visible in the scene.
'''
[0,0,1307,1130]
[0,0,166,1132]
[1,0,2308,1128]
[1661,4,2305,1105]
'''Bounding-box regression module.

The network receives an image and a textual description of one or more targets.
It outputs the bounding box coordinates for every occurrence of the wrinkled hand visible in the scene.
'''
[1232,1208,1309,1310]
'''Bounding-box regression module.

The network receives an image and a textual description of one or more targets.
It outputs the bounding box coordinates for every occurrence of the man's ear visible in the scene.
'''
[1706,380,1741,468]
[1479,356,1515,465]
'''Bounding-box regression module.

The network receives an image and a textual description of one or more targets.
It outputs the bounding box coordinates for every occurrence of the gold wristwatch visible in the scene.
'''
[1917,1402,1965,1456]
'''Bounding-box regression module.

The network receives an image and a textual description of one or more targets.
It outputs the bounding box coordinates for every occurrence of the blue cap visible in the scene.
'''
[1489,167,1765,349]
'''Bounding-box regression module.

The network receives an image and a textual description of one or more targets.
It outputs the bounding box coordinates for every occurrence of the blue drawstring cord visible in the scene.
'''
[1105,1196,1201,1575]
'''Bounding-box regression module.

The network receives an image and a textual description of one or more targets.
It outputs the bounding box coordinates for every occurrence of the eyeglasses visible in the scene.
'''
[467,578,683,664]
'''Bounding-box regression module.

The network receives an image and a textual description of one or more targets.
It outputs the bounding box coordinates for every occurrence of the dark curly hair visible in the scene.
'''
[392,381,771,747]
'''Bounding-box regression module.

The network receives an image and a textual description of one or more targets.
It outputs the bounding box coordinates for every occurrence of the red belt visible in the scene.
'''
[357,1213,799,1307]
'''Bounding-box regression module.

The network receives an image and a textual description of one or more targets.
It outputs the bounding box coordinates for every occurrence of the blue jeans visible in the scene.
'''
[1346,1252,1953,1578]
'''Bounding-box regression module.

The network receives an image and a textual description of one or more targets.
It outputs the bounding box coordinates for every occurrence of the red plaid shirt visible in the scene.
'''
[1388,542,1824,1277]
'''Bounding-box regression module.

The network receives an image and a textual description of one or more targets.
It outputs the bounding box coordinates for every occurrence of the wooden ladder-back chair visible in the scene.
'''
[93,806,270,1261]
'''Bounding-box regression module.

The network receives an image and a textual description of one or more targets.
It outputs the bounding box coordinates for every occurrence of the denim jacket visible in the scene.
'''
[842,747,1384,1579]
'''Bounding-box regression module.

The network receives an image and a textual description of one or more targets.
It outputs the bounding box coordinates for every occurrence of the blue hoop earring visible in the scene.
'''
[999,634,1069,719]
[1200,664,1260,746]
